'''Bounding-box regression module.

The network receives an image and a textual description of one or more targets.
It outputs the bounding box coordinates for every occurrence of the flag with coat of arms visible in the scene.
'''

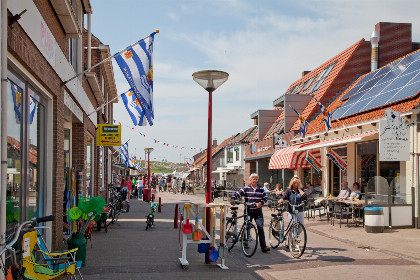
[289,105,308,138]
[311,94,331,131]
[121,90,147,126]
[115,32,156,126]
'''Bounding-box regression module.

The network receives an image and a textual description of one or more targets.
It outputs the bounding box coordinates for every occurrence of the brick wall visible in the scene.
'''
[7,9,70,250]
[375,22,413,68]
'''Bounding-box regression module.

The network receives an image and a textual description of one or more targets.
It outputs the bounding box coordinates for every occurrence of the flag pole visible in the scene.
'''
[112,139,131,155]
[62,30,159,86]
[87,90,130,117]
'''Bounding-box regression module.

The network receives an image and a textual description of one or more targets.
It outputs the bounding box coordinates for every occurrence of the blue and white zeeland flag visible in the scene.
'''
[121,90,147,126]
[311,94,331,131]
[115,32,156,126]
[119,141,129,167]
[289,105,308,138]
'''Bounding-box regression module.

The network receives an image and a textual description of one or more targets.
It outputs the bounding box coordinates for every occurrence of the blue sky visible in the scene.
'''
[89,0,420,163]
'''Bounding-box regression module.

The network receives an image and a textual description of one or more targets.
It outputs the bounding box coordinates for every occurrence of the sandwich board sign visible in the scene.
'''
[97,124,121,146]
[379,109,410,161]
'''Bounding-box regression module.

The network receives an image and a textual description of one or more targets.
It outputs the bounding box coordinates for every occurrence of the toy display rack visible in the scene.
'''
[179,202,229,269]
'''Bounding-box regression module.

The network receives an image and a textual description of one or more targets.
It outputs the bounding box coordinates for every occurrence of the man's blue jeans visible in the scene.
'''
[248,208,267,249]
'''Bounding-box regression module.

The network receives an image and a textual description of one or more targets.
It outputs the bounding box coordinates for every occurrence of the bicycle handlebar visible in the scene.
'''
[36,215,55,223]
[280,200,306,208]
[233,201,257,207]
[0,215,56,255]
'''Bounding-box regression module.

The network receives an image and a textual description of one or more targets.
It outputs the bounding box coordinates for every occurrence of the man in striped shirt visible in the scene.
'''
[231,173,270,253]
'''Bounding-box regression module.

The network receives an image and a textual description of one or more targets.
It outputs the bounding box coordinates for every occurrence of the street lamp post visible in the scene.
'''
[144,148,154,188]
[192,70,228,263]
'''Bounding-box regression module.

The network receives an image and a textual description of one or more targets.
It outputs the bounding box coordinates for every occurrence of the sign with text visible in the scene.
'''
[379,109,410,161]
[97,124,121,146]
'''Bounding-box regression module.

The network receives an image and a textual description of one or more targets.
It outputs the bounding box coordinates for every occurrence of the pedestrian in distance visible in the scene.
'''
[230,173,271,253]
[122,176,132,202]
[137,177,144,200]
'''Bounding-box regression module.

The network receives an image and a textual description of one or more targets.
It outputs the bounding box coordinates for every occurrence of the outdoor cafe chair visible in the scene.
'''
[331,200,352,228]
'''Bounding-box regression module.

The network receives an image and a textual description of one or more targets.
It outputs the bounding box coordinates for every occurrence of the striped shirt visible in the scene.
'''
[231,184,268,210]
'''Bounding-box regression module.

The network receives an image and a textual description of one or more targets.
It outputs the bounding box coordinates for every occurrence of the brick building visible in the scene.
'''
[2,0,117,250]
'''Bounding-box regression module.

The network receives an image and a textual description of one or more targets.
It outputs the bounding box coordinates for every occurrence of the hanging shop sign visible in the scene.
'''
[379,109,410,161]
[97,124,121,146]
[326,147,347,170]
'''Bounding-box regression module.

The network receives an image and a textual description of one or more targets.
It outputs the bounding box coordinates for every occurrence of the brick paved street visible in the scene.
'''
[82,191,420,279]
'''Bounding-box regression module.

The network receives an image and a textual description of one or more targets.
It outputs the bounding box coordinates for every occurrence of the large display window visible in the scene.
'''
[6,72,46,242]
[86,135,94,197]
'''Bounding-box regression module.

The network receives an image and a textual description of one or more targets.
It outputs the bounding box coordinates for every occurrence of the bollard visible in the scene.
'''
[158,197,162,212]
[174,204,178,229]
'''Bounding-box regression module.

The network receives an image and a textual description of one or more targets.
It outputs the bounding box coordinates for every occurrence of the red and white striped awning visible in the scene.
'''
[268,141,320,170]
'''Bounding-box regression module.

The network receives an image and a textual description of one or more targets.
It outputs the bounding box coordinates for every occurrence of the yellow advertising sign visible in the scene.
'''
[97,124,121,146]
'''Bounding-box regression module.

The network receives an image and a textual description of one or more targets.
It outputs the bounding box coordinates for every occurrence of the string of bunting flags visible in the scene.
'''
[114,120,204,152]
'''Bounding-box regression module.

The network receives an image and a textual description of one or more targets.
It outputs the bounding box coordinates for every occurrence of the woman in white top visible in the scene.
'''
[136,177,144,199]
[350,182,361,200]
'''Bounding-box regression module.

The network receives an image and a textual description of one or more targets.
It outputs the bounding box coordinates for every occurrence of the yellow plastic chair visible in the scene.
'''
[21,231,78,280]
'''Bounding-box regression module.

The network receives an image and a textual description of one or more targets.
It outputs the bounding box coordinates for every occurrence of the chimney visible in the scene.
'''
[302,71,311,77]
[212,139,217,147]
[370,30,380,71]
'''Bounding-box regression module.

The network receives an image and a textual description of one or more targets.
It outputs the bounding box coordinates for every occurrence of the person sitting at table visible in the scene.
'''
[350,182,361,200]
[270,183,283,198]
[338,181,351,201]
[263,182,270,195]
[304,181,314,196]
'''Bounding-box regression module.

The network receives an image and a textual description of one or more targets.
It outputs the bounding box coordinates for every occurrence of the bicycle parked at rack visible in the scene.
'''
[225,201,258,257]
[145,202,159,230]
[268,201,307,258]
[106,187,130,228]
[0,215,82,280]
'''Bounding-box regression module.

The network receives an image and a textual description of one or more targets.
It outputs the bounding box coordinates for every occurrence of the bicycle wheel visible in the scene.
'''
[106,205,116,226]
[288,222,307,258]
[146,216,151,230]
[225,220,236,250]
[241,223,258,257]
[269,219,281,249]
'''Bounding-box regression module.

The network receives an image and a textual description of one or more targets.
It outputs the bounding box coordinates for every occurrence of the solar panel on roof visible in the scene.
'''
[333,50,420,120]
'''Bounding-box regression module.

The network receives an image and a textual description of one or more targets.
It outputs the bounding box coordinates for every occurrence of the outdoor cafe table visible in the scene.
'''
[314,197,365,226]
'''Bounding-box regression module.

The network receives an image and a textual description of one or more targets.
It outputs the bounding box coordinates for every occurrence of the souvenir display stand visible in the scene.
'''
[179,203,229,269]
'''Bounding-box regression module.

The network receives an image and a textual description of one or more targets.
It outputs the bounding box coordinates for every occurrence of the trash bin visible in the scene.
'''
[144,188,151,202]
[364,207,384,233]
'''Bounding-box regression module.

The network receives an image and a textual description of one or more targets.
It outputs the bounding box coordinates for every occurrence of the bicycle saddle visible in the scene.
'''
[230,206,238,211]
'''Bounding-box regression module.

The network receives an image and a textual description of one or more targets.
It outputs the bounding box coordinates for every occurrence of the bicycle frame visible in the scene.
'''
[226,202,254,247]
[272,202,305,243]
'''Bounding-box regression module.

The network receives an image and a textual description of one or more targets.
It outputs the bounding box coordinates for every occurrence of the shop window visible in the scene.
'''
[86,135,94,197]
[6,76,46,242]
[357,141,377,195]
[99,146,104,191]
[330,146,347,196]
[378,161,409,205]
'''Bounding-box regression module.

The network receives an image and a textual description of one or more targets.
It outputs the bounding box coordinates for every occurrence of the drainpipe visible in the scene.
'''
[1,0,8,246]
[370,30,379,71]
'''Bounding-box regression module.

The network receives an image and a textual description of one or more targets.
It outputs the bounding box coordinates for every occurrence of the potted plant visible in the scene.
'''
[67,196,105,266]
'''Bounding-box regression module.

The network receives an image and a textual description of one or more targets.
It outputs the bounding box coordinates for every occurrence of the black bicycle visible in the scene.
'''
[145,202,159,230]
[268,201,307,258]
[225,201,258,257]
